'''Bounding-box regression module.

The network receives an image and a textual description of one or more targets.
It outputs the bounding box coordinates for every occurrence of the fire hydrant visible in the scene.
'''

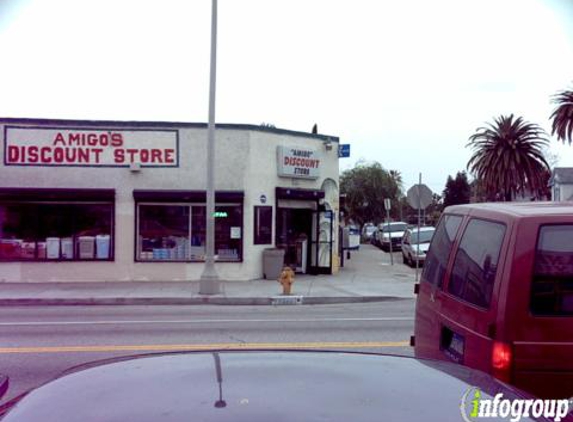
[278,266,295,295]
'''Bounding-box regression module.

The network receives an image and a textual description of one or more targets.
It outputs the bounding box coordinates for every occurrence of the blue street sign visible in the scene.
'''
[338,144,350,158]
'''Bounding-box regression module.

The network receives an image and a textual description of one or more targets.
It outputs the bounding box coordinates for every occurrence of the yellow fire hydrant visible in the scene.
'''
[278,266,295,295]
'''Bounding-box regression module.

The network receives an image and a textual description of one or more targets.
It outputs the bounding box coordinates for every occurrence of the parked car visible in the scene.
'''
[370,228,379,246]
[413,202,573,399]
[0,351,553,422]
[377,222,408,251]
[401,226,435,267]
[361,223,377,243]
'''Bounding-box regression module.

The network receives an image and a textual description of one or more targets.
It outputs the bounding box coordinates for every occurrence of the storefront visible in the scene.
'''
[0,118,340,282]
[275,187,334,274]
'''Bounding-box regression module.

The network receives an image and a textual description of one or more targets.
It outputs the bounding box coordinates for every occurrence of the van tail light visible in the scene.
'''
[491,341,512,383]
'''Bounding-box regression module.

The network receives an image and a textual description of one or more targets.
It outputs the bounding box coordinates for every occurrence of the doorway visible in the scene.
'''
[276,208,313,273]
[276,207,333,275]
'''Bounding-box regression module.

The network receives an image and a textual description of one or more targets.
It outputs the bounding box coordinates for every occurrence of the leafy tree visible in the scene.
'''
[537,168,552,200]
[402,193,443,226]
[550,88,573,144]
[443,171,471,207]
[426,193,443,226]
[541,146,560,168]
[340,162,401,227]
[466,114,550,201]
[398,196,412,223]
[470,178,490,203]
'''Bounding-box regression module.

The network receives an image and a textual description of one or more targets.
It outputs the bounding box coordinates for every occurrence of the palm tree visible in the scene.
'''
[550,88,573,144]
[389,170,403,193]
[466,114,550,201]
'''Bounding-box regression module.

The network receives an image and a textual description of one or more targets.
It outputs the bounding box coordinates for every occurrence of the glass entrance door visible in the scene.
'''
[309,210,333,275]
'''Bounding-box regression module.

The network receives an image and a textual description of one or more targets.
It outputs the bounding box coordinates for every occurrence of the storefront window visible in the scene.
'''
[190,206,206,260]
[138,205,190,261]
[137,203,243,262]
[0,202,114,261]
[214,205,242,261]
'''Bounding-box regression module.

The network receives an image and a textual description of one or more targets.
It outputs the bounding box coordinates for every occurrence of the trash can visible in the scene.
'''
[343,226,360,250]
[263,248,285,280]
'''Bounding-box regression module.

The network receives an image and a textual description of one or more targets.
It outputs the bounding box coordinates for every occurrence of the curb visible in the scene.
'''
[0,296,412,307]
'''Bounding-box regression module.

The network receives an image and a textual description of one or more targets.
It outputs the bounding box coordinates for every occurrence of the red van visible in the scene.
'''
[413,202,573,399]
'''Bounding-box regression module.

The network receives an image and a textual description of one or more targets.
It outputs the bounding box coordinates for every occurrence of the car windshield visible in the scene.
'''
[381,223,408,233]
[409,230,435,244]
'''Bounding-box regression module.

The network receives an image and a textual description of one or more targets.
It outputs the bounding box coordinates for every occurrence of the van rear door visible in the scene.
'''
[437,217,509,375]
[509,221,573,399]
[414,214,463,360]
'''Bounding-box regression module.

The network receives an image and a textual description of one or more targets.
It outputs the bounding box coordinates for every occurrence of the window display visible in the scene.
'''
[137,203,243,262]
[0,201,114,261]
[138,205,190,261]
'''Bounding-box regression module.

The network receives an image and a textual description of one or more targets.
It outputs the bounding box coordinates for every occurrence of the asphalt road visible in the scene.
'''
[0,300,415,405]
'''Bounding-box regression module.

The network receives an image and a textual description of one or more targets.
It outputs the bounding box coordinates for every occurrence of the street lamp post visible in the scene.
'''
[199,0,220,294]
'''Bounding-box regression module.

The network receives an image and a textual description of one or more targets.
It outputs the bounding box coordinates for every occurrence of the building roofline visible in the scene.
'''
[0,117,339,142]
[551,167,573,185]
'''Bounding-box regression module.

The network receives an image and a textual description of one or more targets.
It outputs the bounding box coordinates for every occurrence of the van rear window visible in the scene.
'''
[422,214,462,288]
[448,219,505,309]
[531,225,573,316]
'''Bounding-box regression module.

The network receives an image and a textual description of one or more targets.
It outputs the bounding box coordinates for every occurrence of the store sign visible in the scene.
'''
[277,146,320,179]
[3,126,179,167]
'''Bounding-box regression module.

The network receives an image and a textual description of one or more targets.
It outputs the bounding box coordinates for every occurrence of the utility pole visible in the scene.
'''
[199,0,220,294]
[384,198,393,265]
[416,173,421,281]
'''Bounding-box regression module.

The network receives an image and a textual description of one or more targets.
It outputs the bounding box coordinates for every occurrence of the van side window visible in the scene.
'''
[422,214,462,288]
[531,225,573,316]
[447,219,505,309]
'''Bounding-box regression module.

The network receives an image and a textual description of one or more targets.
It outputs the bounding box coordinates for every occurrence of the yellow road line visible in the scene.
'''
[0,341,410,354]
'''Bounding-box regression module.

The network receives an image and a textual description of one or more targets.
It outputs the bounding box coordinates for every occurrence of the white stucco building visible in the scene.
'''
[0,118,340,282]
[550,168,573,202]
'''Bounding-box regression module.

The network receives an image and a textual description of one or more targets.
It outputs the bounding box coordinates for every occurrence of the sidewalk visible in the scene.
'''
[0,245,419,306]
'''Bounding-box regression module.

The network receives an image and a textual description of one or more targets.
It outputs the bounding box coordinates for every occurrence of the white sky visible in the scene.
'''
[1,0,572,194]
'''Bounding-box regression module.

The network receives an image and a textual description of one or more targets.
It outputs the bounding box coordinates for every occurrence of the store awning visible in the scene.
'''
[0,188,115,201]
[133,190,244,203]
[276,187,324,201]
